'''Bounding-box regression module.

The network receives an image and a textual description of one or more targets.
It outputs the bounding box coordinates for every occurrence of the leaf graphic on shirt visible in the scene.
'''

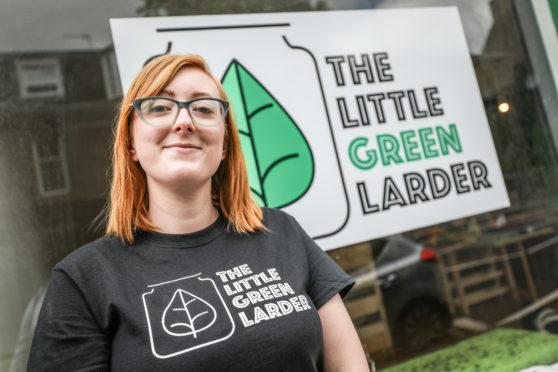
[221,59,314,208]
[161,289,217,338]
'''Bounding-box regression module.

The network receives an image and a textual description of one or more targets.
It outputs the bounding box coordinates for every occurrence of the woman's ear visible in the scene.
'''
[129,122,139,162]
[221,142,227,161]
[130,142,139,162]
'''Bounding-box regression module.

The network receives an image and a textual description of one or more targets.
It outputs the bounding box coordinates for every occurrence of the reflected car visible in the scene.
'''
[345,235,452,350]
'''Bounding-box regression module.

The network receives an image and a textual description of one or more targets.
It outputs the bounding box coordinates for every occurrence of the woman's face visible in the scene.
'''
[130,67,226,193]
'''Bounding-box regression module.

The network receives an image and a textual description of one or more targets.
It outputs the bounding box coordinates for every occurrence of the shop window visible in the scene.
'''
[2,0,558,371]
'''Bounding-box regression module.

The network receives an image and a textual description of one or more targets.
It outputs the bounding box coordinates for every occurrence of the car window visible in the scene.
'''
[380,236,417,262]
[371,239,386,260]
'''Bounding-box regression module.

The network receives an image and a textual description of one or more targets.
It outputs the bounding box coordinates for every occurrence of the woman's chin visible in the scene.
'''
[158,168,214,188]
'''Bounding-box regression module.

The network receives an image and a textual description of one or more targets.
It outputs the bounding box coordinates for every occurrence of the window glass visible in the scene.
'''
[327,0,558,369]
[1,0,558,370]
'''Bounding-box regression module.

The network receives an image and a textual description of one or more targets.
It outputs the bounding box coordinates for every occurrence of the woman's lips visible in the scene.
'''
[165,143,200,149]
[164,143,201,153]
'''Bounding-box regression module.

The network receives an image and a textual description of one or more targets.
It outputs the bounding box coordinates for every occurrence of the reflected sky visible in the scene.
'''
[0,0,372,53]
[0,0,489,54]
[0,0,142,52]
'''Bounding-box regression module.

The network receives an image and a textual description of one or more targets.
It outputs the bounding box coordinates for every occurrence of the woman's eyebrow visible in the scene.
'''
[190,90,216,98]
[158,89,175,97]
[157,89,215,99]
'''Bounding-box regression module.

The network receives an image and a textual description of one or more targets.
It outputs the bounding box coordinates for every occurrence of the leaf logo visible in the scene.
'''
[222,59,314,208]
[143,274,235,358]
[161,289,217,338]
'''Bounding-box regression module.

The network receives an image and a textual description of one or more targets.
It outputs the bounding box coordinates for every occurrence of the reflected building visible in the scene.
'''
[1,0,558,370]
[0,48,119,370]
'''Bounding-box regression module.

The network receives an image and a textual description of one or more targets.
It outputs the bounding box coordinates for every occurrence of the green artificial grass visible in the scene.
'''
[383,328,558,372]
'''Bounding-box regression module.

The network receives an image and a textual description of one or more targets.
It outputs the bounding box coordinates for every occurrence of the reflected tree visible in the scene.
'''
[137,0,328,16]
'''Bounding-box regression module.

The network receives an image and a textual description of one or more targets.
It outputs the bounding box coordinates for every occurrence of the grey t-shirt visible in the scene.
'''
[27,208,354,371]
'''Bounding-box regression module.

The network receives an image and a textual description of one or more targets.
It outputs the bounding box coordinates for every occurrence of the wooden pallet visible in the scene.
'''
[328,242,393,356]
[438,239,518,316]
[438,226,554,316]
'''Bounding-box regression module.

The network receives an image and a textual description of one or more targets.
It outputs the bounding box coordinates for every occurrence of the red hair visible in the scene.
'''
[106,54,264,243]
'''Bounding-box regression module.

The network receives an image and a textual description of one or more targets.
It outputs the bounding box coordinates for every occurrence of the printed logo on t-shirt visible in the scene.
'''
[142,274,235,359]
[142,265,313,359]
[215,264,312,327]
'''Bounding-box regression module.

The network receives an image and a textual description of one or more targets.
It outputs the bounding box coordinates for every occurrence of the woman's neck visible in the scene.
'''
[147,181,218,234]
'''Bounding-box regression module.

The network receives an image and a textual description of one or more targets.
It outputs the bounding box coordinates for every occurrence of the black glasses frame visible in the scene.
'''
[131,96,230,127]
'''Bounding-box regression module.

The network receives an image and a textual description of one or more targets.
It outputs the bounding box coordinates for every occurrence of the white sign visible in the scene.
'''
[111,8,509,250]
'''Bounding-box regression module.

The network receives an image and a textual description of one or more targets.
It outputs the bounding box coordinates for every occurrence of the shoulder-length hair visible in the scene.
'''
[106,54,264,243]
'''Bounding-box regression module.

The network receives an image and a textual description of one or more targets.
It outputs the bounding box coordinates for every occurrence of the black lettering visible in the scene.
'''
[427,168,451,199]
[373,52,393,82]
[348,54,375,85]
[325,56,346,86]
[366,93,387,124]
[450,163,470,193]
[404,172,430,204]
[424,87,444,116]
[468,160,492,190]
[407,89,428,119]
[337,97,360,128]
[357,182,380,214]
[356,95,370,126]
[383,177,407,210]
[386,91,406,121]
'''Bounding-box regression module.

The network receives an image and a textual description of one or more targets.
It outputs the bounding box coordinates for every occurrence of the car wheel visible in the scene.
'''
[394,298,451,350]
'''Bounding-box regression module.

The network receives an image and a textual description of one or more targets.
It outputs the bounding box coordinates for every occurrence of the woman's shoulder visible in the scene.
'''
[261,207,297,225]
[54,234,126,274]
[259,207,306,237]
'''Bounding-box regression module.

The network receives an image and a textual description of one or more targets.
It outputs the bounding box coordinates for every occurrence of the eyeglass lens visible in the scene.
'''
[139,98,225,127]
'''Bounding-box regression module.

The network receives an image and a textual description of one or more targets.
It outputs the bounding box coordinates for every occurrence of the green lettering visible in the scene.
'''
[349,137,378,170]
[400,130,421,162]
[437,123,462,155]
[377,134,403,166]
[418,127,439,158]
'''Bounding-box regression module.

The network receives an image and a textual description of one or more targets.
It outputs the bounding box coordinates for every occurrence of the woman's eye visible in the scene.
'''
[142,101,174,114]
[151,105,170,112]
[195,106,213,114]
[192,105,216,115]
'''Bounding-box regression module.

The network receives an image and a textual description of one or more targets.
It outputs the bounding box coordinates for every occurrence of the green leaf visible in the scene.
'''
[222,59,314,208]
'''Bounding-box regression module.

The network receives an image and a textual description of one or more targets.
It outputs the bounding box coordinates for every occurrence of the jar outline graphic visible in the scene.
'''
[142,273,236,359]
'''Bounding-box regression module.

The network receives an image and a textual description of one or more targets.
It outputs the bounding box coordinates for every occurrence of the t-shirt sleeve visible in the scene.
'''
[290,216,355,309]
[27,268,110,372]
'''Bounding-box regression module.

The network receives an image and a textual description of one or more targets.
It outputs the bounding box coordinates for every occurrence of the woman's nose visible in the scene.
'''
[172,107,195,133]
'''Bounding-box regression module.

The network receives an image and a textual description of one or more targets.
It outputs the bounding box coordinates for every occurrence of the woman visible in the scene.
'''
[28,55,369,371]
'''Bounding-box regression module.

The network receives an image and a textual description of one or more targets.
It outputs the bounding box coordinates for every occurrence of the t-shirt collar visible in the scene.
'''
[136,214,226,248]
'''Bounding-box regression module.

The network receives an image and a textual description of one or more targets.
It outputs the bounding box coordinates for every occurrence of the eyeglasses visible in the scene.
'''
[132,96,229,127]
